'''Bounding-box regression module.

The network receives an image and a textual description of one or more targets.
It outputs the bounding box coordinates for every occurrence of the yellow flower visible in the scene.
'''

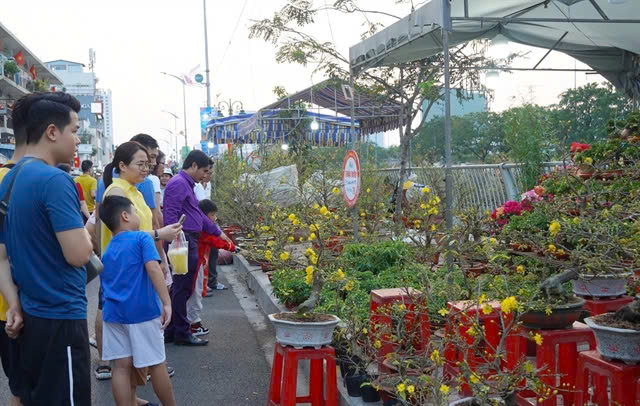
[360,212,366,217]
[313,203,320,209]
[428,207,439,215]
[332,187,340,195]
[279,252,290,261]
[336,268,346,280]
[320,206,329,216]
[374,339,382,349]
[362,328,368,334]
[267,240,275,247]
[440,384,450,396]
[482,303,494,315]
[414,220,422,228]
[470,373,480,384]
[430,349,442,365]
[422,186,431,194]
[366,188,371,193]
[402,181,414,190]
[261,226,270,232]
[343,280,355,291]
[305,247,315,256]
[334,215,339,220]
[264,250,273,261]
[420,203,427,209]
[338,230,344,236]
[500,296,518,314]
[516,265,525,275]
[305,266,314,285]
[298,237,303,242]
[549,220,561,236]
[438,308,449,317]
[396,383,406,393]
[547,244,557,253]
[572,217,580,225]
[545,306,553,316]
[310,255,318,265]
[288,236,294,242]
[309,224,319,232]
[489,237,497,245]
[308,233,316,241]
[431,224,437,231]
[466,327,478,337]
[584,157,593,165]
[524,361,534,373]
[288,213,296,222]
[478,294,487,304]
[407,384,415,394]
[533,333,543,346]
[432,196,441,205]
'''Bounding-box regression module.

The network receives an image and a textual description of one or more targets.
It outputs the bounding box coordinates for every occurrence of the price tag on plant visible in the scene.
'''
[342,150,361,208]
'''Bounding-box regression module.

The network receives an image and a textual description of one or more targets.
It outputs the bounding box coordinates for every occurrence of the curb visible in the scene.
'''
[233,254,379,406]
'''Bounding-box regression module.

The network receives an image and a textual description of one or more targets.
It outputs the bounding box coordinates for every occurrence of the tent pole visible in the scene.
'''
[443,0,453,231]
[349,65,359,242]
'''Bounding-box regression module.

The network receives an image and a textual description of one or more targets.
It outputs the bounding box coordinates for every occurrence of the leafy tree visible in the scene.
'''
[553,82,633,145]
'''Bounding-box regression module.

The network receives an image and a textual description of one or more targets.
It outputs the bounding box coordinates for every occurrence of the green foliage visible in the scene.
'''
[341,240,412,275]
[3,61,19,77]
[271,268,313,307]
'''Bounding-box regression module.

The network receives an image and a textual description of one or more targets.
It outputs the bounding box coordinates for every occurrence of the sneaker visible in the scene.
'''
[215,282,227,290]
[191,323,210,336]
[89,336,98,349]
[95,365,112,380]
[148,366,175,381]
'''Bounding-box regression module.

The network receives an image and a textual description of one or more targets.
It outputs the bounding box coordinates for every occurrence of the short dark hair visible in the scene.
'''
[24,92,81,145]
[100,195,133,232]
[10,93,41,147]
[130,133,159,151]
[56,163,72,174]
[81,160,93,173]
[198,199,217,215]
[183,150,211,170]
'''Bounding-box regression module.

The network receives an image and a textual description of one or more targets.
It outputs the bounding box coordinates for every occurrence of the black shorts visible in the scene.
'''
[0,321,22,397]
[17,313,91,406]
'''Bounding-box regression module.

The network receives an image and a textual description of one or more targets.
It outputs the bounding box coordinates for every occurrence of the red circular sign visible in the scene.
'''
[341,150,361,208]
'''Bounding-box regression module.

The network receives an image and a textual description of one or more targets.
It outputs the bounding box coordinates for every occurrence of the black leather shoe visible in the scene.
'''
[174,335,209,346]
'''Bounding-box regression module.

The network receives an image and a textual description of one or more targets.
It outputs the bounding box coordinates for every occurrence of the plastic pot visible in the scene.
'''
[345,374,365,397]
[520,297,585,330]
[361,379,381,402]
[585,316,640,365]
[572,274,630,298]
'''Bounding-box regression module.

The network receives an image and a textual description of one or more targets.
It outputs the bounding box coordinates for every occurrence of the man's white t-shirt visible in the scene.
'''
[194,182,211,201]
[149,175,161,194]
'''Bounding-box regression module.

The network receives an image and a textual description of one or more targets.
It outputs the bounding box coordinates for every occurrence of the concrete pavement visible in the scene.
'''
[0,264,274,405]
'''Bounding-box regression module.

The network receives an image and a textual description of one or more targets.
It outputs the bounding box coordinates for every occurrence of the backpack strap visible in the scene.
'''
[0,158,37,228]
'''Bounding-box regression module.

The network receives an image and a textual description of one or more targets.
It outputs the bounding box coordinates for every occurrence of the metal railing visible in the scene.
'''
[377,162,566,212]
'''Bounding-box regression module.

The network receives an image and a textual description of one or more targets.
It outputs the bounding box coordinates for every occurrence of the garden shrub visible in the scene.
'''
[341,240,413,275]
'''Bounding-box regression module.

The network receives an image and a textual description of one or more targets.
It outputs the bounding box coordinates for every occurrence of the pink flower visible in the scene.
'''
[503,200,522,216]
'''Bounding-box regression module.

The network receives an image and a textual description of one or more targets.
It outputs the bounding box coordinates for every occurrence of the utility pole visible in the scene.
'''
[161,72,188,152]
[203,0,212,108]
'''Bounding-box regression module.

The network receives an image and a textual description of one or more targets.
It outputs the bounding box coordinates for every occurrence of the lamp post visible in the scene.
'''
[160,128,176,162]
[161,110,180,164]
[161,72,188,151]
[217,99,244,116]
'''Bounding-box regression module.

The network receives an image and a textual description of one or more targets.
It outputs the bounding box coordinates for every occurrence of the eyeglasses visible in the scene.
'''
[133,161,150,170]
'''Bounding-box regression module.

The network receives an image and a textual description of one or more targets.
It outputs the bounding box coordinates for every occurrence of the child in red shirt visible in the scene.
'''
[186,199,237,336]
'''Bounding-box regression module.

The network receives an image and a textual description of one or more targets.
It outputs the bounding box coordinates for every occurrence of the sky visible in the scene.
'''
[2,0,603,150]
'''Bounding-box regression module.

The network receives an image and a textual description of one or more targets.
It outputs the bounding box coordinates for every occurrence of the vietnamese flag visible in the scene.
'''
[14,51,25,66]
[29,65,36,79]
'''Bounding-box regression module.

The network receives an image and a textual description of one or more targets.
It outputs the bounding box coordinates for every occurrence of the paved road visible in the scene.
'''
[0,264,275,405]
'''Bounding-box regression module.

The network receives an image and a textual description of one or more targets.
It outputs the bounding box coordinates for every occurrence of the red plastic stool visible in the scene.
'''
[574,350,640,406]
[583,295,634,317]
[370,288,429,366]
[267,342,338,406]
[505,322,595,406]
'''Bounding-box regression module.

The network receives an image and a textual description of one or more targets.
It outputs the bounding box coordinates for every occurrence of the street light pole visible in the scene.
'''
[203,0,212,108]
[161,72,188,152]
[161,110,180,163]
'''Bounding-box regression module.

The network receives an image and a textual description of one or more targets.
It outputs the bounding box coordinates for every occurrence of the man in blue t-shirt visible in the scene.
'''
[0,92,94,405]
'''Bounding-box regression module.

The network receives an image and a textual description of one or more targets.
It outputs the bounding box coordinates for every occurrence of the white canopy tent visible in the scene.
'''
[349,0,640,98]
[348,0,640,227]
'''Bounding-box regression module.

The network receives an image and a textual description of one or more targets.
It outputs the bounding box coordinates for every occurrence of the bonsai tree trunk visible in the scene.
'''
[294,273,323,313]
[613,296,640,323]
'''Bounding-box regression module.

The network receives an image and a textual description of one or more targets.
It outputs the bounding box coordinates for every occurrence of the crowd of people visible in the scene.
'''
[0,92,236,405]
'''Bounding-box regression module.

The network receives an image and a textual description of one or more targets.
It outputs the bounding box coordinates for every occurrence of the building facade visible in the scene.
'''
[0,21,63,160]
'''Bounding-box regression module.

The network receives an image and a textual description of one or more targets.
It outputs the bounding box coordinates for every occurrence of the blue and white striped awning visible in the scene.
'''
[205,110,360,146]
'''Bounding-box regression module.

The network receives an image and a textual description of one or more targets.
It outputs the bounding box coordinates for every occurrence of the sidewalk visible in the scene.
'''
[0,265,274,405]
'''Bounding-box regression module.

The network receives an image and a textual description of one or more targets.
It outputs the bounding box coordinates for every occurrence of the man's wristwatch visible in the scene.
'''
[154,230,160,241]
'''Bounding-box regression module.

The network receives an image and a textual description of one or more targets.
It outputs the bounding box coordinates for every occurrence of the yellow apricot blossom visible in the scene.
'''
[279,252,290,261]
[422,186,431,194]
[319,206,329,216]
[500,296,518,314]
[533,333,543,346]
[264,250,273,261]
[440,384,450,396]
[549,220,561,236]
[332,187,340,195]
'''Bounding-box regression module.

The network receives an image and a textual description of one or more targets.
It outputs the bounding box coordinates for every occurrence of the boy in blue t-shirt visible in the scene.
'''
[99,195,176,406]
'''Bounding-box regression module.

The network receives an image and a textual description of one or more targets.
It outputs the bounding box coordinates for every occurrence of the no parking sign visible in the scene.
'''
[341,150,360,208]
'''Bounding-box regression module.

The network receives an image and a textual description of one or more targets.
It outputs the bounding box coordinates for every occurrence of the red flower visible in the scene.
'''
[503,200,522,216]
[570,142,591,153]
